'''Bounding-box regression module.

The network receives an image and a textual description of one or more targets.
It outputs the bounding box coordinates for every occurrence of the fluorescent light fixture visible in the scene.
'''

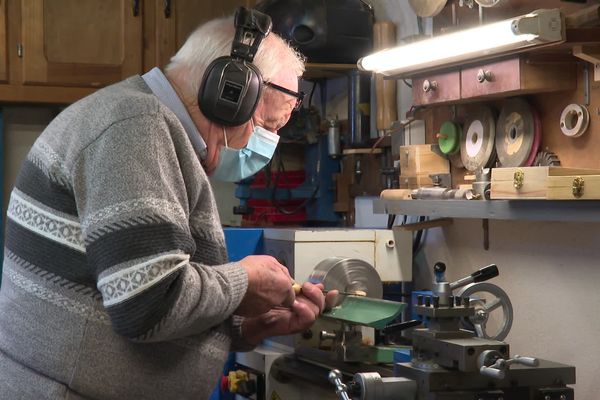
[358,9,564,76]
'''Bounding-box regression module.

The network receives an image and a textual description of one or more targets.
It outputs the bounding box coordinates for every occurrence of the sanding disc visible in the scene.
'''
[495,98,537,168]
[309,257,383,302]
[408,0,447,17]
[461,106,496,172]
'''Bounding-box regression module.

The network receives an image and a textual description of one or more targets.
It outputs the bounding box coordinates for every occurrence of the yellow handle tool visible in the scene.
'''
[292,282,366,297]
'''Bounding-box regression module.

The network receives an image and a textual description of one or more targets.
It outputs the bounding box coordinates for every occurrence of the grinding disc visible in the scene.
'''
[438,121,461,155]
[408,0,447,17]
[308,257,383,301]
[495,98,537,168]
[460,106,496,172]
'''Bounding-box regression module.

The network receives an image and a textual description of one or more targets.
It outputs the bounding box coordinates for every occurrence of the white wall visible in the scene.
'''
[418,219,597,398]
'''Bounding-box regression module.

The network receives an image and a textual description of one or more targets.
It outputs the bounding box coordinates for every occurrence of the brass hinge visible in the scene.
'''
[513,169,524,190]
[572,176,585,198]
[17,43,23,58]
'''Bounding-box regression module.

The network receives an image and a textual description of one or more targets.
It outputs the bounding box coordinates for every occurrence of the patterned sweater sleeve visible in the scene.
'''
[72,112,248,341]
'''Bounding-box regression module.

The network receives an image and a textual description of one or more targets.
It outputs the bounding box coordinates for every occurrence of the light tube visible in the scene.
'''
[358,9,563,76]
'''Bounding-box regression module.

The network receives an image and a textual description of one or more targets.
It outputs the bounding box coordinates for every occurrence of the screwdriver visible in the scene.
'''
[292,282,367,297]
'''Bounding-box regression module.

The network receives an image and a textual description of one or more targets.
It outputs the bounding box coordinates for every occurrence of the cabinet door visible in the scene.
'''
[0,0,7,83]
[153,0,259,69]
[20,0,143,87]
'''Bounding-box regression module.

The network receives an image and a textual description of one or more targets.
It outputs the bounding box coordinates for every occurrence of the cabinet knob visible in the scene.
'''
[422,79,438,93]
[477,69,492,83]
[132,0,140,16]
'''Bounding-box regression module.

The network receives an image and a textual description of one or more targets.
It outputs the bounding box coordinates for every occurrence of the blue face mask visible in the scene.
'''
[211,123,280,182]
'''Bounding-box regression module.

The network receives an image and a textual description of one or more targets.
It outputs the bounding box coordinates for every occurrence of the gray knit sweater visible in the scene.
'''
[0,76,251,399]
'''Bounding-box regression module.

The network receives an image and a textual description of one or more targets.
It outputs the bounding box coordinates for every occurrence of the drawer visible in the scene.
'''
[461,57,576,99]
[412,70,460,106]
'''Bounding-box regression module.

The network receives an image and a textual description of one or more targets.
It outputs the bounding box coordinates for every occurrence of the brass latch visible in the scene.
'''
[513,169,524,189]
[572,176,585,198]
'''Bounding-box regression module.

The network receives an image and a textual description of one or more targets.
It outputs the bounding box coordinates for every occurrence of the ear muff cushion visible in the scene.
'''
[198,56,263,126]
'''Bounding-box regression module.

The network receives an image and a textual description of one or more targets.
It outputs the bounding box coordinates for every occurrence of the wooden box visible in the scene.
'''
[491,167,600,200]
[399,144,449,177]
[399,173,434,189]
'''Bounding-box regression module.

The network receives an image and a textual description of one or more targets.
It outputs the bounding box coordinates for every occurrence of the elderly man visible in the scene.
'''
[0,8,335,400]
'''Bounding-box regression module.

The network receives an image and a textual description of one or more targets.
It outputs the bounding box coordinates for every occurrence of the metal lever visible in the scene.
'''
[450,264,498,291]
[478,350,539,380]
[328,369,351,400]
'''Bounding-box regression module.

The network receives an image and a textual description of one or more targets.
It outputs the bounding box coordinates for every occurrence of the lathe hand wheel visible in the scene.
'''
[456,282,513,341]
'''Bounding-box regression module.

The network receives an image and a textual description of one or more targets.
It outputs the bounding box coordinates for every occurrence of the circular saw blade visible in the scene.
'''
[495,98,536,167]
[408,0,447,17]
[461,106,496,172]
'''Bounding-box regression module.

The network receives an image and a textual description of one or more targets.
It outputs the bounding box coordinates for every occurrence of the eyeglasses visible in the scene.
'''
[263,81,305,111]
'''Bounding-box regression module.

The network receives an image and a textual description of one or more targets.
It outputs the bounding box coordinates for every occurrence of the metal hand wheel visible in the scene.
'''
[456,282,513,341]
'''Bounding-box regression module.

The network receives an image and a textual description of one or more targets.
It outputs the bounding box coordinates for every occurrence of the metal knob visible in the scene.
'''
[422,79,438,92]
[477,69,492,83]
[328,369,351,400]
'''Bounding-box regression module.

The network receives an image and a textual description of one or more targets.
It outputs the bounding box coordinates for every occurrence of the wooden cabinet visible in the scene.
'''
[149,0,257,70]
[20,0,142,87]
[0,0,7,83]
[1,0,258,103]
[412,56,576,106]
[461,57,576,100]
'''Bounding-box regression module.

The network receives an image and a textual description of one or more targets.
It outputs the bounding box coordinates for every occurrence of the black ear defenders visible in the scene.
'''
[198,7,272,126]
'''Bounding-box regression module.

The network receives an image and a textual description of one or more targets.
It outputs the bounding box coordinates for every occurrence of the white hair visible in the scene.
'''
[166,15,305,98]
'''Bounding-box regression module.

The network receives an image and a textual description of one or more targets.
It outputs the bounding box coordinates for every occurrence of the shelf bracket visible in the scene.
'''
[482,218,490,251]
[573,45,600,82]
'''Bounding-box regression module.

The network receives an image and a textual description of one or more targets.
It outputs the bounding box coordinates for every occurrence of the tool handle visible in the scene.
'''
[472,264,499,282]
[382,319,422,334]
[373,21,397,131]
[511,355,539,367]
[480,365,506,380]
[292,282,302,295]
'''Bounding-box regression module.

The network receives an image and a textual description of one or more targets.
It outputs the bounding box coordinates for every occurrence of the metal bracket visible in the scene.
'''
[573,45,600,82]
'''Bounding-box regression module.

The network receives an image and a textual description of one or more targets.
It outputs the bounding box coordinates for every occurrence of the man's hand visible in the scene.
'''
[235,255,296,317]
[241,282,339,345]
